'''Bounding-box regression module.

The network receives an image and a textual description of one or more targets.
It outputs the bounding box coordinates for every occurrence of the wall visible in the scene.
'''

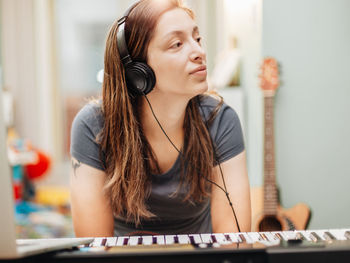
[263,0,350,229]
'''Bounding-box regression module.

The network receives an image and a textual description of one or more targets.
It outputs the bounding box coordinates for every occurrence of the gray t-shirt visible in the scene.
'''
[70,95,244,236]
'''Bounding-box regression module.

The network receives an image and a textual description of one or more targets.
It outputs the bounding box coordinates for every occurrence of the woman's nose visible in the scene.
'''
[189,41,206,63]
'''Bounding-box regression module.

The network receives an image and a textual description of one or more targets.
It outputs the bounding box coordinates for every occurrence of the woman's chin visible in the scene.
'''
[196,82,209,94]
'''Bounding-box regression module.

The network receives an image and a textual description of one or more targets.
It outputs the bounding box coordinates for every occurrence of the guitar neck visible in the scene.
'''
[263,92,278,215]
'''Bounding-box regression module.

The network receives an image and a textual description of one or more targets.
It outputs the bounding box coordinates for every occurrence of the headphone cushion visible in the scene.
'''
[125,62,156,96]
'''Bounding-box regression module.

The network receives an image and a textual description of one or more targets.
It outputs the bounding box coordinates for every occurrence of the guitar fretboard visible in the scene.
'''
[263,94,278,215]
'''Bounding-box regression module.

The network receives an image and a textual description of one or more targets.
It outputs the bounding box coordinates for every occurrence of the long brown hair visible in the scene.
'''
[100,0,223,225]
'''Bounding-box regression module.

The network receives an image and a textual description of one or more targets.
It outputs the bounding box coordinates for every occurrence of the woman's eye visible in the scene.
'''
[171,41,182,49]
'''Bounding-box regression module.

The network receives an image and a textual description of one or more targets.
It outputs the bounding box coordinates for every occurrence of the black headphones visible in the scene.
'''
[116,3,156,96]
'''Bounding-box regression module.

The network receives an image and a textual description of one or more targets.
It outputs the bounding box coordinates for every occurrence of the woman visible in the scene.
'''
[70,0,251,237]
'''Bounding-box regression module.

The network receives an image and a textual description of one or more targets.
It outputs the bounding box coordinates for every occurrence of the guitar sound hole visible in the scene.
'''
[258,216,282,231]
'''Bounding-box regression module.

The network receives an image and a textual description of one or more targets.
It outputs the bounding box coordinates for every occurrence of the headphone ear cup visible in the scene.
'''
[125,62,156,96]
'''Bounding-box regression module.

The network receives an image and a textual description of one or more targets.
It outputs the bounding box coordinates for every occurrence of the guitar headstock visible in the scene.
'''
[259,57,280,96]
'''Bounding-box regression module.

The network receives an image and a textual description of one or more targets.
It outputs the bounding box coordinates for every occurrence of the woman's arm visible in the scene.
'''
[211,150,251,233]
[70,157,114,237]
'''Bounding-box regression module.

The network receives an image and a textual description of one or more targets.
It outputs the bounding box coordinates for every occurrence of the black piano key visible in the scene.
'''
[238,234,246,242]
[101,238,107,246]
[310,232,322,242]
[152,236,157,244]
[174,236,179,244]
[189,236,195,244]
[225,234,232,242]
[324,231,336,241]
[138,237,143,245]
[211,235,217,243]
[123,237,129,246]
[259,233,268,241]
[274,233,283,240]
[344,231,350,240]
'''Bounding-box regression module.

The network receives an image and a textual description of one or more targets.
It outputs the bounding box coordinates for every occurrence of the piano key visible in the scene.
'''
[153,235,165,245]
[247,232,261,243]
[105,237,117,246]
[274,233,283,240]
[212,233,230,244]
[177,234,190,244]
[91,237,104,247]
[324,231,336,241]
[142,236,153,245]
[129,236,141,246]
[295,232,306,240]
[116,236,129,246]
[165,235,176,245]
[283,231,297,240]
[200,233,213,244]
[225,233,241,243]
[310,232,322,242]
[138,237,143,245]
[241,233,255,243]
[188,234,202,244]
[328,229,347,241]
[295,231,312,241]
[313,230,328,241]
[210,234,217,243]
[259,232,269,241]
[238,234,246,242]
[271,232,285,241]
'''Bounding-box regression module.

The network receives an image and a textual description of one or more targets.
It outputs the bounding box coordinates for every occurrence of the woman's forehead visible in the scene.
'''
[152,8,197,39]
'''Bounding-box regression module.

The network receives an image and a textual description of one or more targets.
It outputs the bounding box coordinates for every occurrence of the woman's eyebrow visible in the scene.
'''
[163,26,200,41]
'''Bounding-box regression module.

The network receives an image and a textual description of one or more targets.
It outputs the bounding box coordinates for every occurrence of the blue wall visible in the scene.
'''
[262,0,350,229]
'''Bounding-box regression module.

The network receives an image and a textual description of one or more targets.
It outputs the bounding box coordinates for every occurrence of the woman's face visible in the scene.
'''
[147,8,208,97]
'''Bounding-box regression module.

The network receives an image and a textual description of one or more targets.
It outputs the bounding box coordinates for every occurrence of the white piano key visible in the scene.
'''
[212,233,230,244]
[327,229,346,241]
[165,235,176,245]
[225,233,240,243]
[91,237,104,247]
[188,234,202,244]
[105,237,117,246]
[313,230,328,241]
[200,233,213,244]
[154,235,165,245]
[116,236,129,246]
[129,236,140,246]
[247,232,261,242]
[141,235,153,245]
[283,231,297,240]
[177,234,190,244]
[240,232,254,243]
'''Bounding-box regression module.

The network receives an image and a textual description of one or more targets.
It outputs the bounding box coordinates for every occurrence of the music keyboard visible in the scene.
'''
[87,228,350,247]
[6,229,350,263]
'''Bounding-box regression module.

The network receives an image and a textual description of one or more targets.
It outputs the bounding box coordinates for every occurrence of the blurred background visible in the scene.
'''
[0,0,349,238]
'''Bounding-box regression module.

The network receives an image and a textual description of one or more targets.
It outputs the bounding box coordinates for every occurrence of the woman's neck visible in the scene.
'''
[140,92,190,142]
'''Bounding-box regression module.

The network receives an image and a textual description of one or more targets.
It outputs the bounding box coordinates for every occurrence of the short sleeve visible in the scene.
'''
[199,95,245,164]
[70,103,105,171]
[212,106,245,163]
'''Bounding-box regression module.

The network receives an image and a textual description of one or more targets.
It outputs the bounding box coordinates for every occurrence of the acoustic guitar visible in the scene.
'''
[251,57,311,231]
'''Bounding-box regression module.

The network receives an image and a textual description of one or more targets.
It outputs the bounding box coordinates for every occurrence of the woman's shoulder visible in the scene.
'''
[72,99,104,135]
[199,93,238,122]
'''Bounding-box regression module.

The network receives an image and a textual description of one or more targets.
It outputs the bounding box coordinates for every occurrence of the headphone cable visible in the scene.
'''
[143,93,241,233]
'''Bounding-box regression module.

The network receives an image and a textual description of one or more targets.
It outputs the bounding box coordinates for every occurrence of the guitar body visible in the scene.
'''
[251,186,311,231]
